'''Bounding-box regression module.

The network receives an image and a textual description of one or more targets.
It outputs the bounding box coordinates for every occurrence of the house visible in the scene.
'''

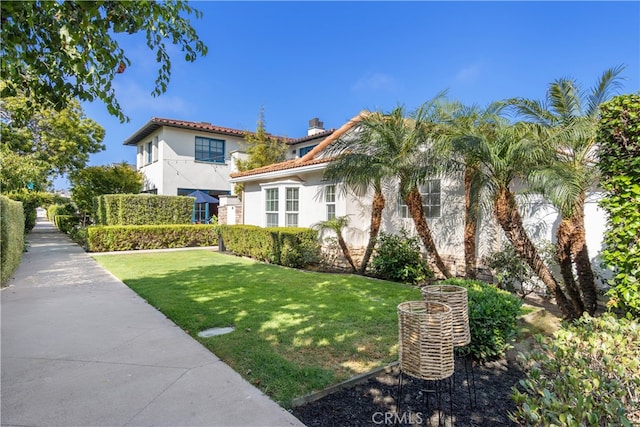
[229,114,609,280]
[123,117,334,221]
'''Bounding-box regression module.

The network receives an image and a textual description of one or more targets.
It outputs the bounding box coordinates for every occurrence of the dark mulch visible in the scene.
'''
[291,354,524,427]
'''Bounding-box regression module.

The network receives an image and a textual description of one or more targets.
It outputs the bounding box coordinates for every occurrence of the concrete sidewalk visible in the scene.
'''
[1,220,305,427]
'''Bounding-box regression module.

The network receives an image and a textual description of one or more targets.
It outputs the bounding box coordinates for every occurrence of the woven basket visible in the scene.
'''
[397,300,454,381]
[422,284,471,347]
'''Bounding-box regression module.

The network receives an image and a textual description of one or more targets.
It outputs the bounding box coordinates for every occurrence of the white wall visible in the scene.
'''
[137,127,246,195]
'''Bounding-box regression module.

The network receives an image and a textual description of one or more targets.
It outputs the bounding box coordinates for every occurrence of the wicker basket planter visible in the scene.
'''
[397,300,454,381]
[422,284,471,347]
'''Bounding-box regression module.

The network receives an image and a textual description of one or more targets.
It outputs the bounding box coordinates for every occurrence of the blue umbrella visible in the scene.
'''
[188,190,219,222]
[188,190,219,204]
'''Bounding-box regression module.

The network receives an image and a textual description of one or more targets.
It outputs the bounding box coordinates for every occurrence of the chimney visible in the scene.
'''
[307,117,325,136]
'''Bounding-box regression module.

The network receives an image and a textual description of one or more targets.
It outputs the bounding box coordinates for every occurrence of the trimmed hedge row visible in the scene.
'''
[219,225,320,268]
[1,196,25,285]
[87,224,219,252]
[47,203,76,221]
[93,194,193,226]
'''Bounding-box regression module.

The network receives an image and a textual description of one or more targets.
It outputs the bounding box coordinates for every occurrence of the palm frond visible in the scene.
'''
[586,65,625,117]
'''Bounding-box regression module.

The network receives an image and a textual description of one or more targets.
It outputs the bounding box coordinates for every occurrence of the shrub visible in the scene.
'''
[511,313,640,426]
[371,231,433,284]
[87,224,219,252]
[47,202,76,221]
[1,195,25,285]
[93,194,193,225]
[219,225,320,268]
[440,278,523,361]
[597,94,640,318]
[7,190,55,232]
[54,215,80,234]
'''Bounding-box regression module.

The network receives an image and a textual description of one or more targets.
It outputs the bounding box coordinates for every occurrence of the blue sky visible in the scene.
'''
[66,1,639,190]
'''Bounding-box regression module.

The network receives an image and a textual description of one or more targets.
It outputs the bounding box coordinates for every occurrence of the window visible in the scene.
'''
[195,137,225,163]
[397,179,441,219]
[421,179,441,218]
[146,141,153,164]
[265,188,279,227]
[152,136,159,162]
[285,187,299,227]
[325,185,336,220]
[298,144,317,157]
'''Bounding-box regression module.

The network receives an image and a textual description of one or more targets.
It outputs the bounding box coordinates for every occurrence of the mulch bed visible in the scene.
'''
[291,354,524,427]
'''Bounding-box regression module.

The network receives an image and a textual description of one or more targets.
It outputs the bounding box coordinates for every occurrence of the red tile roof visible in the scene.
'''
[229,157,333,178]
[231,112,367,179]
[123,117,336,147]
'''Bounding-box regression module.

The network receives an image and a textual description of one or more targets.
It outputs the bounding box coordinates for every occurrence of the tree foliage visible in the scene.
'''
[597,93,640,318]
[0,145,50,193]
[69,162,144,222]
[234,109,288,195]
[0,0,208,122]
[1,92,105,179]
[236,109,288,170]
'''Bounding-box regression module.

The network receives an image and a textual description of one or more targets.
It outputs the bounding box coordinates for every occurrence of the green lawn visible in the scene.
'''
[94,250,421,406]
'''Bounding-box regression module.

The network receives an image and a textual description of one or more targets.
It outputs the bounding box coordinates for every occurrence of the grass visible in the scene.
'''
[94,250,421,406]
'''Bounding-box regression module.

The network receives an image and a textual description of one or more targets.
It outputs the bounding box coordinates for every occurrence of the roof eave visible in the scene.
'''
[229,162,328,183]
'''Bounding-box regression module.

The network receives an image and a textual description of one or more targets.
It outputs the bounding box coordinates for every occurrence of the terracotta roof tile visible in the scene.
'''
[230,157,333,178]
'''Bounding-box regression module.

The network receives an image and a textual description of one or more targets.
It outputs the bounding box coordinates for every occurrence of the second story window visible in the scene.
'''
[195,137,225,163]
[147,141,153,164]
[298,144,317,157]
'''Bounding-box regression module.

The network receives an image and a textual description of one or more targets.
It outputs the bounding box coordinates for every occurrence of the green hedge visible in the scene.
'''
[439,278,523,361]
[93,194,194,226]
[512,313,639,426]
[48,203,76,221]
[219,225,320,268]
[87,224,219,252]
[54,215,80,234]
[1,196,25,285]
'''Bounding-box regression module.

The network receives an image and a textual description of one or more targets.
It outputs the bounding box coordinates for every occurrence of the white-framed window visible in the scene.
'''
[137,144,144,168]
[265,188,279,227]
[325,185,336,220]
[285,187,299,227]
[398,179,441,219]
[152,136,159,162]
[146,141,153,164]
[195,137,225,163]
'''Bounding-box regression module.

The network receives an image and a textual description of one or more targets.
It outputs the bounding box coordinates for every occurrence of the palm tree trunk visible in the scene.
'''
[494,187,576,319]
[405,186,452,278]
[358,189,385,274]
[569,198,598,315]
[556,219,586,315]
[337,233,357,273]
[464,167,479,279]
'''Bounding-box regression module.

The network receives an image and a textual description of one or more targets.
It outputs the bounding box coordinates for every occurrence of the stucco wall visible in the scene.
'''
[136,127,246,195]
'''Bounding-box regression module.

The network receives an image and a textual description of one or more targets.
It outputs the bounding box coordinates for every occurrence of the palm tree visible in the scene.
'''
[387,99,452,278]
[437,101,505,279]
[510,66,625,316]
[452,122,575,319]
[323,124,391,274]
[314,216,357,273]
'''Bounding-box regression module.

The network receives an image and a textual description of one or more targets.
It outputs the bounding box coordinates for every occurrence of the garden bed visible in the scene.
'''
[292,353,524,426]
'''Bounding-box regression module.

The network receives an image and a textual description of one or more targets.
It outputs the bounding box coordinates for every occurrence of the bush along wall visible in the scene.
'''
[87,224,219,252]
[93,194,194,226]
[439,278,523,361]
[1,195,25,285]
[219,225,320,268]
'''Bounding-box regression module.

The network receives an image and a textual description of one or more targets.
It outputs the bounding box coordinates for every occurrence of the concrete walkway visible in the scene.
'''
[1,220,305,427]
